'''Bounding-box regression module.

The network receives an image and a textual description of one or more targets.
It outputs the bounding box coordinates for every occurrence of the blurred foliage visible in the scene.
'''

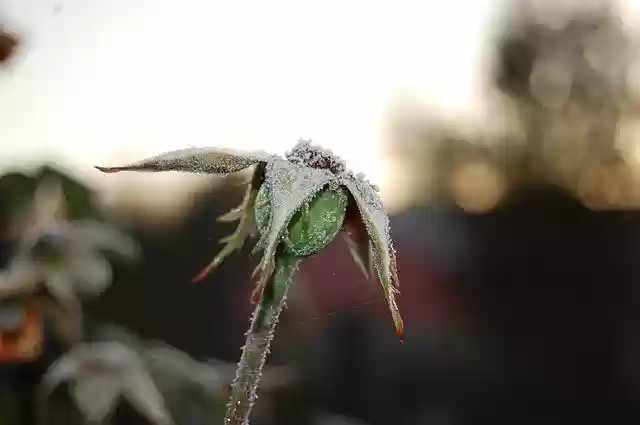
[0,27,18,65]
[0,169,110,424]
[0,165,104,234]
[389,0,640,211]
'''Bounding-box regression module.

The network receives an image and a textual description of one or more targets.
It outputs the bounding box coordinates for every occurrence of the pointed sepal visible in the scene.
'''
[192,165,265,282]
[253,159,333,278]
[341,175,404,341]
[96,147,271,175]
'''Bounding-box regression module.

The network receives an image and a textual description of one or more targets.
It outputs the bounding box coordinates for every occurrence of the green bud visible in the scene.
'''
[255,184,348,257]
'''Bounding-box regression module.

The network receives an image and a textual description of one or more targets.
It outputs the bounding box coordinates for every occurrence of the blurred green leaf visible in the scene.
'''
[0,164,104,232]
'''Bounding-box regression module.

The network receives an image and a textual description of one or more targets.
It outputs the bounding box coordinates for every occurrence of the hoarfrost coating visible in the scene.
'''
[96,139,403,339]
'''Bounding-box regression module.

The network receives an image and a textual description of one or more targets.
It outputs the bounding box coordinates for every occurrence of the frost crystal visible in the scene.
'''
[255,158,333,272]
[285,139,348,175]
[340,175,402,338]
[95,140,403,337]
[96,147,273,175]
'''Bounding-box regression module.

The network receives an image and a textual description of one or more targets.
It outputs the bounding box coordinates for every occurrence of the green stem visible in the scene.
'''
[224,254,301,425]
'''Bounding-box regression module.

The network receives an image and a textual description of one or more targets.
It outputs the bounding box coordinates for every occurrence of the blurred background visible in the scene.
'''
[3,0,640,423]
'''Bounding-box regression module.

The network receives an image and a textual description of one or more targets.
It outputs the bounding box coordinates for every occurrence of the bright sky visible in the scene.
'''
[0,0,499,197]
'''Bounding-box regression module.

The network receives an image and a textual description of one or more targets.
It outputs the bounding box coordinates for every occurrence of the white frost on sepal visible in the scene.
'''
[340,175,404,339]
[96,147,273,175]
[255,159,333,275]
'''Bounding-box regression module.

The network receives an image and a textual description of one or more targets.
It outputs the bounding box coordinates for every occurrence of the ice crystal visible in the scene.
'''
[253,158,333,278]
[285,139,347,175]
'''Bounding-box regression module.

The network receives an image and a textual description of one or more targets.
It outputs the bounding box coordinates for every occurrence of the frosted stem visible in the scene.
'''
[224,254,300,425]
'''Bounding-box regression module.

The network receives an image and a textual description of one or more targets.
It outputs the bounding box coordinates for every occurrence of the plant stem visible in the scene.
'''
[224,254,300,425]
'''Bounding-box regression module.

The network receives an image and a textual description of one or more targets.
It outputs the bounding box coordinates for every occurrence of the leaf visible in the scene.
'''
[32,177,66,228]
[0,265,39,299]
[42,354,79,395]
[341,176,404,341]
[37,165,104,221]
[43,272,84,343]
[43,272,81,317]
[143,343,224,394]
[71,377,119,423]
[253,159,333,289]
[0,165,103,235]
[123,364,175,425]
[95,147,271,175]
[66,251,113,297]
[42,341,174,425]
[0,172,38,230]
[69,221,140,260]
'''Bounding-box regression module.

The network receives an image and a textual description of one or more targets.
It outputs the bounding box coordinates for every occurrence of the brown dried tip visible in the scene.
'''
[0,30,19,64]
